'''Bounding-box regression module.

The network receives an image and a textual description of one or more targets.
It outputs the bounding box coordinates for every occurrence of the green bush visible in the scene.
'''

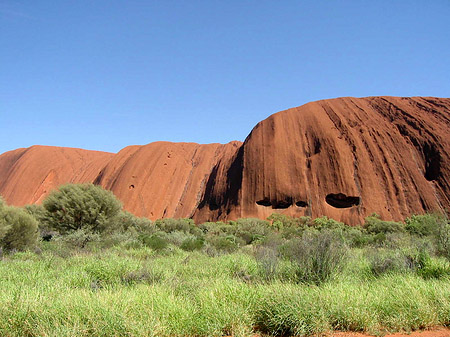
[435,217,450,259]
[364,213,404,235]
[233,218,271,244]
[282,229,348,284]
[53,228,101,249]
[109,211,154,234]
[0,206,38,251]
[207,234,244,253]
[341,226,371,247]
[313,216,345,230]
[180,237,204,251]
[141,233,168,251]
[405,214,439,237]
[267,213,311,228]
[198,221,234,236]
[155,218,194,233]
[42,183,122,234]
[0,197,10,241]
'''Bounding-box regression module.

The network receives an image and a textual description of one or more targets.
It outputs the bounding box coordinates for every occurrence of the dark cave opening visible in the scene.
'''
[325,193,360,208]
[256,199,272,207]
[423,144,441,181]
[295,201,308,207]
[272,200,292,209]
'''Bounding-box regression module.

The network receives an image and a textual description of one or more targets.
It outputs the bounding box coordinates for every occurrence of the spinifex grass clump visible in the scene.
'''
[281,229,348,284]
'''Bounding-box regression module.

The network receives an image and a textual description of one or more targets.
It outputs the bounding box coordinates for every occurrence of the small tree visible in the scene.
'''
[0,196,11,241]
[0,206,38,251]
[42,183,122,234]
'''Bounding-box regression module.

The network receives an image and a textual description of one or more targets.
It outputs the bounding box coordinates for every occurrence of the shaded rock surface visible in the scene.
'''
[1,96,449,224]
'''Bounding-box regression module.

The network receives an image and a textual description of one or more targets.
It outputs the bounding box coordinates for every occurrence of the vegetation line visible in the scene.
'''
[0,184,449,336]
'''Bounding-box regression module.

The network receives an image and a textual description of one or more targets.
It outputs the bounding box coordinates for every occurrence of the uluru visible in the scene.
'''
[1,96,449,225]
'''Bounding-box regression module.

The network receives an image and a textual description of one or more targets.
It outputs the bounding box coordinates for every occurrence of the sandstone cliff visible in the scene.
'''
[1,96,448,224]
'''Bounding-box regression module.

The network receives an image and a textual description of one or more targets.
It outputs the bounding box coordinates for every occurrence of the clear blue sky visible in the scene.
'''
[1,1,449,155]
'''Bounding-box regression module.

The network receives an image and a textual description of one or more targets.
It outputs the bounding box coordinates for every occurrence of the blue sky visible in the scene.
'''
[1,1,449,154]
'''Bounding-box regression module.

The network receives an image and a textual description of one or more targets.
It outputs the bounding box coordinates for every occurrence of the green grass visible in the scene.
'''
[0,246,449,337]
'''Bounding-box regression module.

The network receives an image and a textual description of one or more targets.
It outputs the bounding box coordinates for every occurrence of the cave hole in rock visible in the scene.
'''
[256,199,272,207]
[313,137,321,154]
[208,199,219,211]
[295,201,308,207]
[129,184,135,190]
[423,144,441,181]
[272,199,293,209]
[325,193,360,208]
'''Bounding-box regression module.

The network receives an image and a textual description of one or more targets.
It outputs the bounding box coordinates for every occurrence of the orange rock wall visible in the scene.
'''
[0,96,449,224]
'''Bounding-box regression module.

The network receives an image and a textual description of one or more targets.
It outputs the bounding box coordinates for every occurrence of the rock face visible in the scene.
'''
[0,96,449,224]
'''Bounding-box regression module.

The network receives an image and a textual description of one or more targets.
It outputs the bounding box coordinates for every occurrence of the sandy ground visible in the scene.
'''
[331,327,450,337]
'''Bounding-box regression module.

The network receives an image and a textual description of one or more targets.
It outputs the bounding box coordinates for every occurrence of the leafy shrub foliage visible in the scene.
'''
[110,211,154,234]
[0,197,10,241]
[0,205,38,251]
[141,233,168,251]
[180,237,204,251]
[405,214,439,237]
[364,213,405,235]
[42,183,122,234]
[435,217,450,260]
[154,218,194,233]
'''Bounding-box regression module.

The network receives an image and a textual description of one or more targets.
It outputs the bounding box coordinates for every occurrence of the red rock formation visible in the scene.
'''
[0,146,114,206]
[93,141,242,219]
[195,96,450,224]
[0,97,449,224]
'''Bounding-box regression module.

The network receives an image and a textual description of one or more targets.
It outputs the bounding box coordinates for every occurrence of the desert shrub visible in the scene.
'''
[24,204,57,241]
[234,218,271,244]
[23,204,46,223]
[0,197,11,241]
[435,217,450,259]
[282,229,348,284]
[97,231,142,249]
[198,221,235,236]
[382,232,413,249]
[180,237,204,251]
[42,183,122,234]
[267,213,311,229]
[280,225,305,239]
[364,213,405,235]
[141,233,168,251]
[405,214,439,237]
[313,216,345,230]
[340,226,371,247]
[0,206,39,251]
[53,228,101,249]
[109,211,154,234]
[155,218,195,233]
[164,230,196,246]
[207,234,244,253]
